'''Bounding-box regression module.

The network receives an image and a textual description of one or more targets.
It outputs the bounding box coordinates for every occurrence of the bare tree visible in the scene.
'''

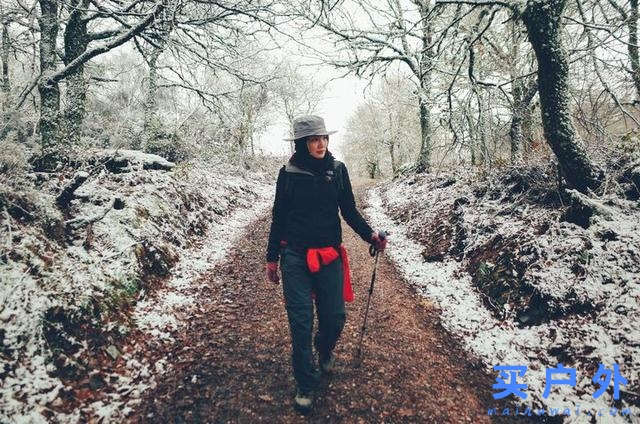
[1,3,16,137]
[61,0,91,145]
[343,75,420,177]
[478,13,538,163]
[562,0,640,140]
[18,0,167,166]
[37,0,60,154]
[134,0,177,149]
[597,0,640,104]
[377,75,421,173]
[0,0,41,141]
[129,0,281,153]
[521,0,603,191]
[1,13,10,111]
[296,0,440,172]
[270,61,325,153]
[438,0,603,192]
[235,82,270,159]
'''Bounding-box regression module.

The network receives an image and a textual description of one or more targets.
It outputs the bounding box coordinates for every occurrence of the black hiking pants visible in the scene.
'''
[281,246,346,393]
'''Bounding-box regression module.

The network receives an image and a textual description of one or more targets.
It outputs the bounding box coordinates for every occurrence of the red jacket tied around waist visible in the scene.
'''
[305,245,354,303]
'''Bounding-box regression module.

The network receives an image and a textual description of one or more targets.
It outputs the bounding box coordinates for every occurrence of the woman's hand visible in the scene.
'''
[266,262,280,284]
[370,231,388,252]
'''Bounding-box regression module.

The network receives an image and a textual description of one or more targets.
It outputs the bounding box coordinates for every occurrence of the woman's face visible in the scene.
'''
[306,135,329,159]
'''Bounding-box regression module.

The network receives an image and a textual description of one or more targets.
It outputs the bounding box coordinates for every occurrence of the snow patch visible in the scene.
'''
[0,158,273,423]
[365,179,640,423]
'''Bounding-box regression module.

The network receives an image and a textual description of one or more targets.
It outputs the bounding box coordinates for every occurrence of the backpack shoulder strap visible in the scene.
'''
[333,160,345,192]
[283,160,345,197]
[285,162,314,176]
[282,164,291,199]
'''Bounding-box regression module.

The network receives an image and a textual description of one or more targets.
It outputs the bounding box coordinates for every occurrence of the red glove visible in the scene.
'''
[371,231,388,252]
[266,262,280,283]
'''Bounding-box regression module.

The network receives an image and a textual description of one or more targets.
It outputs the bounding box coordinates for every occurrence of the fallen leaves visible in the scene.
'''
[397,407,415,417]
[123,184,526,423]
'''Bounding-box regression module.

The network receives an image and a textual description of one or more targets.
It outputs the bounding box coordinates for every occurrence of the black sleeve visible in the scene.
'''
[338,163,374,244]
[266,167,287,262]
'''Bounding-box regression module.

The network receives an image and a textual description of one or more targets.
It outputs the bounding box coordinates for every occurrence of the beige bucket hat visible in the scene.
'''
[283,115,337,141]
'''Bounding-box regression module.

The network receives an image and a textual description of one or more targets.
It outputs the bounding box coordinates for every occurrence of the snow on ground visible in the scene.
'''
[364,169,639,424]
[85,179,272,422]
[0,154,273,423]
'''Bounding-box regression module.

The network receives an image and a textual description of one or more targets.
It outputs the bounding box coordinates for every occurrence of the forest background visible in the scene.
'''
[1,0,640,422]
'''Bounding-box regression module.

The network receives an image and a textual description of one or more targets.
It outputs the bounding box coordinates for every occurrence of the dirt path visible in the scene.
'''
[129,182,533,423]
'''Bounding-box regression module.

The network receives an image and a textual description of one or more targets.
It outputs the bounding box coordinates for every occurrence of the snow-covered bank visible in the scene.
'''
[364,169,639,424]
[0,152,273,423]
[85,180,272,422]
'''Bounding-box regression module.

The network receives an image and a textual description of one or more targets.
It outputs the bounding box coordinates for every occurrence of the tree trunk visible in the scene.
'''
[286,113,295,154]
[465,109,476,165]
[1,17,11,140]
[62,0,89,145]
[508,21,524,164]
[37,0,61,155]
[470,91,489,166]
[522,0,603,192]
[415,2,434,173]
[628,0,640,102]
[245,103,254,157]
[389,139,397,175]
[479,108,489,167]
[521,102,535,151]
[143,48,161,149]
[367,160,380,179]
[509,109,524,164]
[509,80,537,164]
[417,90,432,172]
[1,19,9,111]
[141,2,174,151]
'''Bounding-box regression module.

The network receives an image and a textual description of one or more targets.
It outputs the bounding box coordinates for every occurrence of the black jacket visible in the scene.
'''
[266,157,373,262]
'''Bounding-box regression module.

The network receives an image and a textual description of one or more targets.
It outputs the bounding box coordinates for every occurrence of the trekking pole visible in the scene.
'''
[354,230,388,368]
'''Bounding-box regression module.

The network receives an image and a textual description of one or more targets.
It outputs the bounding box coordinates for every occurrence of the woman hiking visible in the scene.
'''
[265,115,387,414]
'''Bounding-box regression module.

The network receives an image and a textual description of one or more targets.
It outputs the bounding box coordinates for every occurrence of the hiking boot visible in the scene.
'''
[319,353,336,374]
[294,389,313,414]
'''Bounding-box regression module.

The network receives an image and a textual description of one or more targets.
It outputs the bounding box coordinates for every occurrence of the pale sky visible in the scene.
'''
[256,72,371,161]
[254,15,378,161]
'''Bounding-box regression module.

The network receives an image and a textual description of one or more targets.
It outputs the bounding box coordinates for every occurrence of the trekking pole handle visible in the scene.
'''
[369,230,389,257]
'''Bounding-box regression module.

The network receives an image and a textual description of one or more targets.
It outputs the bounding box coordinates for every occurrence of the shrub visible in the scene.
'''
[0,135,30,176]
